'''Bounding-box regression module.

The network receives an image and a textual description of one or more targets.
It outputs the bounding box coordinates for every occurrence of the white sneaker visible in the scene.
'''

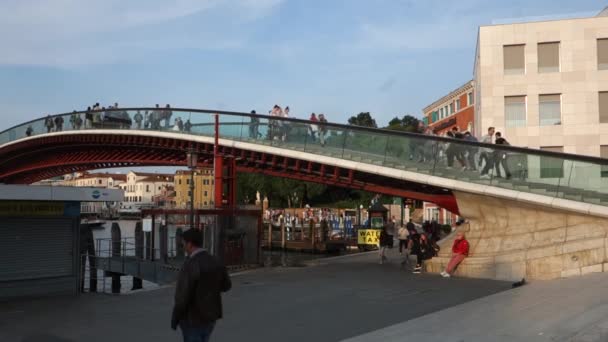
[440,271,447,276]
[442,272,451,278]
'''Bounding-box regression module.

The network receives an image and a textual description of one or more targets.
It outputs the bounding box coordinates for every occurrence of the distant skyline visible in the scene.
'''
[0,0,603,130]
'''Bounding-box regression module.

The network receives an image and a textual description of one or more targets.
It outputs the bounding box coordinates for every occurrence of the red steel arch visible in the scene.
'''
[0,133,459,213]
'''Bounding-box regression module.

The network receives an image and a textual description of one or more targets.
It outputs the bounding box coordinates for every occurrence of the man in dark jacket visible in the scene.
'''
[493,132,512,179]
[171,229,232,342]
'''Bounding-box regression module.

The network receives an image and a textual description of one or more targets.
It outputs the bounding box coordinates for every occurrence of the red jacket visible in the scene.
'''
[452,238,469,256]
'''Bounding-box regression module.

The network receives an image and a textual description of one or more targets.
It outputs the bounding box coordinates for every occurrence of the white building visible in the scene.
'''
[474,8,608,157]
[119,171,174,211]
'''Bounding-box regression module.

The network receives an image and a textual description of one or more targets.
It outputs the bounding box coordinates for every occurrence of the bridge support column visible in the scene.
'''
[132,222,143,291]
[110,223,122,294]
[426,191,608,281]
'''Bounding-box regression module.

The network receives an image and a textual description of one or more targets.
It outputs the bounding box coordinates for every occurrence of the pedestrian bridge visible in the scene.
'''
[1,107,608,281]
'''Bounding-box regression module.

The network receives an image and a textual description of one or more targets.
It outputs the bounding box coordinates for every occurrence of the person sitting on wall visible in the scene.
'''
[441,231,470,278]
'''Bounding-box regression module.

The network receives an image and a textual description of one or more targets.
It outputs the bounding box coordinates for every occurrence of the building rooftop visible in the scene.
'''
[487,9,601,26]
[422,80,474,114]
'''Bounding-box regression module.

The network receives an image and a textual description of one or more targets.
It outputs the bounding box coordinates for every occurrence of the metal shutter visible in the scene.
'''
[0,218,74,281]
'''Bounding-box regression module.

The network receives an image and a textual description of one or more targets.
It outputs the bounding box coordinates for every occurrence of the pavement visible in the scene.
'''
[345,271,608,342]
[0,249,513,342]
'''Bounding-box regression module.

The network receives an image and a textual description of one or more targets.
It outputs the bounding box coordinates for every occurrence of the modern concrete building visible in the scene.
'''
[422,80,475,135]
[174,168,215,208]
[474,9,608,157]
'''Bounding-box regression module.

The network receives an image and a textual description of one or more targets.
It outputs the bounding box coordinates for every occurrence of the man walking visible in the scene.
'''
[171,229,232,342]
[493,132,512,179]
[480,127,495,178]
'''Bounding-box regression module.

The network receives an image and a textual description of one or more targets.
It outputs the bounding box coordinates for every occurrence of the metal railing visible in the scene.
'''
[2,107,608,207]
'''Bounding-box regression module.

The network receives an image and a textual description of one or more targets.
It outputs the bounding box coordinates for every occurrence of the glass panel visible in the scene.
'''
[601,146,608,178]
[341,129,389,165]
[504,44,525,74]
[538,42,559,73]
[599,92,608,124]
[505,96,526,127]
[539,94,561,126]
[598,39,608,70]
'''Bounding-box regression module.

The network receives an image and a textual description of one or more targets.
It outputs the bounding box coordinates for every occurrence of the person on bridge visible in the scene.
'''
[493,132,512,179]
[441,231,469,278]
[44,115,54,133]
[172,229,232,342]
[318,113,328,146]
[134,110,143,129]
[480,127,495,177]
[54,115,64,132]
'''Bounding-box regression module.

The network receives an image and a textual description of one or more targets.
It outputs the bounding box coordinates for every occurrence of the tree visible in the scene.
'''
[401,115,420,130]
[348,112,377,128]
[384,114,421,133]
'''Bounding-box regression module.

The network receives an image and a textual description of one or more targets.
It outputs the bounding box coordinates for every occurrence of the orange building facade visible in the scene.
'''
[422,80,475,136]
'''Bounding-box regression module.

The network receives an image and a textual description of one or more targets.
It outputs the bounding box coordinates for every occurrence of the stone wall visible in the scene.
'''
[426,191,608,281]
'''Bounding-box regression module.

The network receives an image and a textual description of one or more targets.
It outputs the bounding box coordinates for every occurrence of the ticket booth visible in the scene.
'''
[357,202,388,251]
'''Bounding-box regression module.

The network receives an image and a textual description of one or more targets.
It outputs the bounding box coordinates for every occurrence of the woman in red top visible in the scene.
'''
[441,231,469,278]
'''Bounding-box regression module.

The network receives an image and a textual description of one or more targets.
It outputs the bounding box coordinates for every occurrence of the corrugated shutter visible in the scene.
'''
[0,218,74,281]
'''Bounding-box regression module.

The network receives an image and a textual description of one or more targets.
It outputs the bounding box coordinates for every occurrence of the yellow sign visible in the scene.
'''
[0,201,65,217]
[358,229,381,245]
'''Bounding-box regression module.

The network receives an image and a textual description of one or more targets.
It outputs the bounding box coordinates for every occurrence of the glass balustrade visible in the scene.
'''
[1,108,608,208]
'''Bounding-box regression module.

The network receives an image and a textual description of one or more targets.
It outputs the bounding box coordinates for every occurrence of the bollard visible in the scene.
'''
[268,222,272,250]
[110,223,122,294]
[281,219,286,250]
[160,224,168,263]
[176,228,184,258]
[132,222,143,290]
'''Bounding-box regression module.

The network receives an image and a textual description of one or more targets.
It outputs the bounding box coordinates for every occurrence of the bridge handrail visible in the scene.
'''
[1,107,607,165]
[2,107,608,208]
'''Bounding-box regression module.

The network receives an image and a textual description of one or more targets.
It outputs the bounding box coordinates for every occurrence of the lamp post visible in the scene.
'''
[186,150,199,229]
[358,204,363,227]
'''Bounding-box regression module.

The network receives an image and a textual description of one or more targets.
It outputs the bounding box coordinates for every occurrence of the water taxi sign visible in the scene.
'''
[358,229,381,245]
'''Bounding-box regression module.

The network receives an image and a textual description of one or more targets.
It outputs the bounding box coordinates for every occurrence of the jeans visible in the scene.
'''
[181,322,216,342]
[446,254,466,274]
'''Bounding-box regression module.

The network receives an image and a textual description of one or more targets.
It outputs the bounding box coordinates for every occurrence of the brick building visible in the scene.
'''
[422,80,475,136]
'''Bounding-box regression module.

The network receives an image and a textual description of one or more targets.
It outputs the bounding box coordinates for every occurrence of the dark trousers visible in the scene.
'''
[399,239,408,253]
[181,322,215,342]
[467,150,477,170]
[494,154,511,178]
[447,146,465,167]
[480,153,494,175]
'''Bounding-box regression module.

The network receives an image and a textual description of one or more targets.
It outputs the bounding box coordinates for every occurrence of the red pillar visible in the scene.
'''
[214,155,223,208]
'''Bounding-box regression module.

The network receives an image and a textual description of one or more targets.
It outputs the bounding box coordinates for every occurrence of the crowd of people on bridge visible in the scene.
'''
[409,123,514,180]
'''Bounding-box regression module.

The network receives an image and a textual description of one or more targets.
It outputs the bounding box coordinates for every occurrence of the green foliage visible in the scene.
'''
[348,112,377,128]
[441,224,453,235]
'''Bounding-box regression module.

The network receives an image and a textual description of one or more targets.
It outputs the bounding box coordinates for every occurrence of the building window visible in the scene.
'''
[203,201,208,206]
[186,179,190,185]
[204,191,208,196]
[439,108,444,119]
[503,44,525,75]
[468,92,474,105]
[538,42,559,73]
[505,96,526,127]
[539,94,561,126]
[188,191,192,197]
[598,39,608,70]
[456,99,461,111]
[540,147,563,178]
[600,92,608,123]
[98,179,102,185]
[178,179,182,185]
[449,102,454,114]
[432,111,438,122]
[145,184,150,192]
[601,146,608,177]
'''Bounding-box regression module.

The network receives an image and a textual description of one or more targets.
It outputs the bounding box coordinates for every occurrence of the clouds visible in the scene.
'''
[0,0,284,66]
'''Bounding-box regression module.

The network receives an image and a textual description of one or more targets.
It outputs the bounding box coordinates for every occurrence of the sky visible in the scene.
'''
[0,0,604,131]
